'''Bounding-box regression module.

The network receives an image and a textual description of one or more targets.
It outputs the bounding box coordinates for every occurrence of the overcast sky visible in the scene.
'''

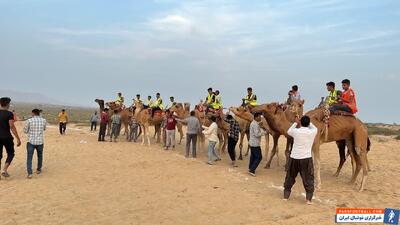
[0,0,399,123]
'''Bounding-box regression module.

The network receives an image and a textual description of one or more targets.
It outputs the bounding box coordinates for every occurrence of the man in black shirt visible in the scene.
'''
[0,97,21,178]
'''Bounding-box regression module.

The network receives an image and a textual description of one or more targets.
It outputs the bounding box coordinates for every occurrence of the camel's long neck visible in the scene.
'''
[263,111,291,135]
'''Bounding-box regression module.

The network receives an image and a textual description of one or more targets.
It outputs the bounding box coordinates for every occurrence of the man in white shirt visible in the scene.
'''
[202,116,220,165]
[284,115,317,205]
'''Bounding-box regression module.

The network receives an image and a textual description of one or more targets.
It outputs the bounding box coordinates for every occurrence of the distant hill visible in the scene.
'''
[0,89,78,106]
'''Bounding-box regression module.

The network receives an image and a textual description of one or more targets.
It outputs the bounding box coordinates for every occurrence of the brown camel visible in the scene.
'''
[194,104,229,153]
[259,103,369,191]
[106,101,133,140]
[228,106,271,160]
[168,103,190,144]
[133,102,164,146]
[251,100,305,169]
[95,99,131,138]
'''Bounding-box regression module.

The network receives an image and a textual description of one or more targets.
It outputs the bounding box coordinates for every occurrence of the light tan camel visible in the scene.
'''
[259,102,369,191]
[168,103,190,144]
[133,102,164,146]
[106,101,133,140]
[251,100,305,169]
[95,99,131,138]
[228,106,271,160]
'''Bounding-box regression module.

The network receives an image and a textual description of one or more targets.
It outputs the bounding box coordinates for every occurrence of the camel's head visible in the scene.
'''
[170,103,183,113]
[252,103,279,114]
[288,99,305,116]
[184,103,190,112]
[95,99,105,108]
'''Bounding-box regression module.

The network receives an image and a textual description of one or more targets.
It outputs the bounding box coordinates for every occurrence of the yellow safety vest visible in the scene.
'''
[116,96,124,105]
[245,94,257,106]
[211,96,222,109]
[206,93,215,104]
[154,98,164,110]
[327,90,339,106]
[134,98,142,105]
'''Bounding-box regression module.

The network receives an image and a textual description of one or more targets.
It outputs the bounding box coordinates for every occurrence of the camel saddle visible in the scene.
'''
[330,110,355,117]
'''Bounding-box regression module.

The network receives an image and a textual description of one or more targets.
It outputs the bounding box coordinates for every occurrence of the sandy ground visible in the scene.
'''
[0,122,399,225]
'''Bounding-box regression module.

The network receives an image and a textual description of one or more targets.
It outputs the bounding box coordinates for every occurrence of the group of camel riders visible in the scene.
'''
[114,92,177,117]
[112,78,358,116]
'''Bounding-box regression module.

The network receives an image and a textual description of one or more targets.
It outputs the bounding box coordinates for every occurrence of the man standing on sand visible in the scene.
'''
[225,114,240,167]
[58,109,68,135]
[284,115,317,205]
[202,116,221,165]
[248,112,266,176]
[24,109,46,179]
[98,108,109,142]
[0,97,21,179]
[164,110,177,150]
[110,110,121,142]
[176,111,201,158]
[90,111,99,131]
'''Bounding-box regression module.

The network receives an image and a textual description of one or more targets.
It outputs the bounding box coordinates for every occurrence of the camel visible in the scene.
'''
[133,102,164,146]
[258,102,370,191]
[228,106,271,160]
[95,99,131,138]
[168,103,191,144]
[251,100,305,169]
[105,101,133,140]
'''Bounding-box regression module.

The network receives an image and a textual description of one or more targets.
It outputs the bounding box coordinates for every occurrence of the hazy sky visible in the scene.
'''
[0,0,399,123]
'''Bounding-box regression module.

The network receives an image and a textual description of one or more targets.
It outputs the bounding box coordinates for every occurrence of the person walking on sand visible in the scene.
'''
[248,112,266,176]
[283,115,317,205]
[202,116,221,165]
[110,110,121,142]
[164,110,177,150]
[0,97,21,179]
[176,111,201,158]
[58,109,68,135]
[90,111,99,131]
[24,109,46,179]
[98,108,109,142]
[225,114,240,167]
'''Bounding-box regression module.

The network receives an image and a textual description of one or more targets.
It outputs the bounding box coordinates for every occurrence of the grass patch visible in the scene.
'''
[366,125,400,136]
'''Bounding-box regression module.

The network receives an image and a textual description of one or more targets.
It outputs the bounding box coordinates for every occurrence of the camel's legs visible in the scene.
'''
[238,131,246,160]
[334,140,347,177]
[244,130,250,157]
[312,141,322,190]
[359,149,368,192]
[284,137,293,171]
[265,134,279,169]
[177,123,184,144]
[141,125,146,146]
[263,133,270,166]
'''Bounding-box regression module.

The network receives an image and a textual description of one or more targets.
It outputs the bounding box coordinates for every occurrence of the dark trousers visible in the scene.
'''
[110,124,121,140]
[91,122,97,131]
[249,146,262,173]
[59,122,67,134]
[329,104,352,113]
[27,143,43,175]
[185,134,197,157]
[98,123,107,141]
[284,157,314,201]
[228,137,238,161]
[0,138,15,168]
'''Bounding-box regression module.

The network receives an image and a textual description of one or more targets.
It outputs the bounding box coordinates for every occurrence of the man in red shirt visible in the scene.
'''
[329,79,358,114]
[164,110,177,150]
[98,108,109,142]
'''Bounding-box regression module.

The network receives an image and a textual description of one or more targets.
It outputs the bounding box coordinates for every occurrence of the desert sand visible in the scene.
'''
[0,122,399,225]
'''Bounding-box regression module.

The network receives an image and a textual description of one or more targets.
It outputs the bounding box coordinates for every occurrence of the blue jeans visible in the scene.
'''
[27,143,43,175]
[207,141,220,162]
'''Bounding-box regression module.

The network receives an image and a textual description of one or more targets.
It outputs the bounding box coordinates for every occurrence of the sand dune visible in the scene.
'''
[0,123,398,225]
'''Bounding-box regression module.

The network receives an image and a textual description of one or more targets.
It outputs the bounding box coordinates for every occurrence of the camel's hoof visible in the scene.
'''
[238,156,243,160]
[358,188,364,192]
[244,153,249,157]
[264,165,271,169]
[333,172,340,177]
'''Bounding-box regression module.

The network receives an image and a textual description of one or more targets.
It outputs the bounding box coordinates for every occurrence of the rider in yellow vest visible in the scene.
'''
[133,94,142,105]
[211,90,222,110]
[116,92,124,106]
[151,93,164,117]
[145,96,153,109]
[205,88,215,114]
[326,82,342,106]
[242,87,257,107]
[167,96,177,110]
